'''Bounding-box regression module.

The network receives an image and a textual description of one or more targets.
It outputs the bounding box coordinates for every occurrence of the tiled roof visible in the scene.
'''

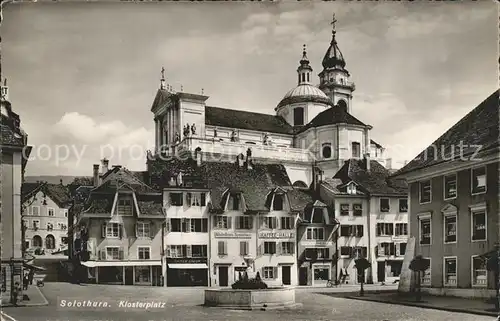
[296,106,368,134]
[83,195,114,213]
[330,159,407,196]
[21,182,72,208]
[148,157,311,213]
[1,124,25,146]
[287,189,314,212]
[98,168,159,194]
[1,101,26,148]
[205,106,294,135]
[393,90,500,177]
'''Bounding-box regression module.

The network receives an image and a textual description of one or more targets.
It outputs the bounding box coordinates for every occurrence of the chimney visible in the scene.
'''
[101,158,109,175]
[364,153,371,172]
[386,158,392,170]
[93,164,100,187]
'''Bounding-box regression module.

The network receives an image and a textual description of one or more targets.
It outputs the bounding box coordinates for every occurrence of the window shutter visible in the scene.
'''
[100,250,106,260]
[227,217,232,229]
[186,218,191,233]
[186,245,192,257]
[390,243,395,256]
[119,248,124,260]
[134,223,138,238]
[119,224,123,239]
[359,225,364,237]
[235,216,240,229]
[150,222,155,238]
[276,217,281,229]
[389,224,394,235]
[101,223,106,238]
[239,241,244,256]
[395,243,400,257]
[224,241,228,255]
[257,243,262,256]
[379,244,385,256]
[201,193,206,206]
[248,217,253,229]
[213,216,217,228]
[273,217,278,229]
[325,248,330,259]
[276,242,281,256]
[166,218,171,233]
[273,267,278,279]
[186,193,192,206]
[166,246,171,257]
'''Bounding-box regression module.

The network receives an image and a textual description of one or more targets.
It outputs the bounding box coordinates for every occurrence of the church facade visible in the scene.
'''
[150,15,389,187]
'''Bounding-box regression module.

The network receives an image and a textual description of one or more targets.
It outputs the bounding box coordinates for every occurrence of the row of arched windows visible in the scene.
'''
[31,234,56,249]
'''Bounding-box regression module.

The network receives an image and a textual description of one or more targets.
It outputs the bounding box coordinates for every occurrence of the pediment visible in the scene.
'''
[441,203,458,214]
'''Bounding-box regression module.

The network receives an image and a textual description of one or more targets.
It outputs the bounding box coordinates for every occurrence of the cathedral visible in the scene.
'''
[150,14,390,187]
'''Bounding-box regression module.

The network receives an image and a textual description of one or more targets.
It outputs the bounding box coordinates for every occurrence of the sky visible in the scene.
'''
[2,1,498,176]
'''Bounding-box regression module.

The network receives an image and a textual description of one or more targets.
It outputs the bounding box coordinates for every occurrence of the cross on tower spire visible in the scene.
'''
[331,13,337,34]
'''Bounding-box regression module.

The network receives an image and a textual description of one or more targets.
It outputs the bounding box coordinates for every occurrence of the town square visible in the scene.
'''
[0,1,498,320]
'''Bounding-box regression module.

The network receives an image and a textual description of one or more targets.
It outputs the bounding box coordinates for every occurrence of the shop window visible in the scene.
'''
[135,266,151,284]
[191,245,207,258]
[443,257,457,286]
[471,256,487,287]
[314,267,329,281]
[422,258,431,286]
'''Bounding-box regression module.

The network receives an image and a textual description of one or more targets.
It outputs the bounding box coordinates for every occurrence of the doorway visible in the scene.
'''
[124,267,133,285]
[299,267,308,286]
[377,261,385,283]
[282,266,291,285]
[218,266,228,286]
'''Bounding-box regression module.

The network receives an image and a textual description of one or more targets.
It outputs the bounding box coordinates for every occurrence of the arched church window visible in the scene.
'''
[293,107,304,126]
[322,144,332,159]
[337,100,348,113]
[301,73,305,82]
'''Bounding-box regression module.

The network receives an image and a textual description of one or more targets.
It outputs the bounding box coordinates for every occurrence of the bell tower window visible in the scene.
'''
[293,107,304,126]
[338,99,348,113]
[322,144,332,159]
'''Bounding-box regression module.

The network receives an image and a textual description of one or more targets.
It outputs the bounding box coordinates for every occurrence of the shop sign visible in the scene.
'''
[392,236,408,242]
[259,232,294,239]
[166,258,207,264]
[214,232,252,239]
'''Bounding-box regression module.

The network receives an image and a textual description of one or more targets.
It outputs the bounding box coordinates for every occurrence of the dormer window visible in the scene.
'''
[312,208,324,223]
[117,197,133,216]
[170,193,183,206]
[347,183,356,195]
[272,193,284,211]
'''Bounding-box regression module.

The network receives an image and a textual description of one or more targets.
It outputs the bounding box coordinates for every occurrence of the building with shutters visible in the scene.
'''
[73,160,164,286]
[319,159,407,285]
[21,182,72,256]
[147,154,312,287]
[392,90,499,298]
[296,200,339,286]
[0,77,31,302]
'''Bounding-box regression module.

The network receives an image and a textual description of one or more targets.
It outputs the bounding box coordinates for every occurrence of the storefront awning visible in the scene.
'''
[168,263,208,269]
[81,260,162,267]
[23,262,46,271]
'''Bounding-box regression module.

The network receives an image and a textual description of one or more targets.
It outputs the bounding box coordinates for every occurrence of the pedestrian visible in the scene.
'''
[12,281,21,306]
[23,273,29,290]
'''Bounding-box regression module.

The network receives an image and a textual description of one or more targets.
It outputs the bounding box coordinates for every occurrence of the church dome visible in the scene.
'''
[277,84,333,109]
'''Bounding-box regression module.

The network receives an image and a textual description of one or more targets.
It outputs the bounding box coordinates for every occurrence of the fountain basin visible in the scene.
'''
[204,287,300,310]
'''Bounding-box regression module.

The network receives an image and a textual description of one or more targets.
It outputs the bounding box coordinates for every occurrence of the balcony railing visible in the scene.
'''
[174,137,313,163]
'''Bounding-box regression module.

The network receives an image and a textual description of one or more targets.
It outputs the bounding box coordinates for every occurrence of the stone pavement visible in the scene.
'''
[0,285,48,307]
[328,290,500,317]
[2,282,491,321]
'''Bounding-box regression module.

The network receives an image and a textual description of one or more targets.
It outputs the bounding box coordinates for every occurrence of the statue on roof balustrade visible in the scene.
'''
[191,123,196,135]
[263,133,272,145]
[174,132,181,143]
[230,129,238,142]
[183,124,190,137]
